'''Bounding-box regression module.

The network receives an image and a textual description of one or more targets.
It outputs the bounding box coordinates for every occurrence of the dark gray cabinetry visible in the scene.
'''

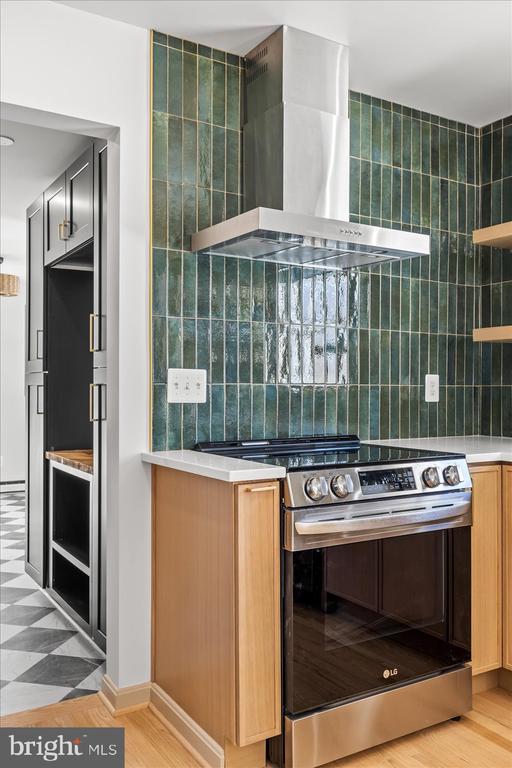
[66,146,94,252]
[91,365,107,647]
[25,372,46,586]
[43,145,93,265]
[43,174,66,265]
[92,141,107,368]
[26,197,45,372]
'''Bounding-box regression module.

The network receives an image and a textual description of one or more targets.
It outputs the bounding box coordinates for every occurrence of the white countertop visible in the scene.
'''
[141,449,286,482]
[368,436,512,464]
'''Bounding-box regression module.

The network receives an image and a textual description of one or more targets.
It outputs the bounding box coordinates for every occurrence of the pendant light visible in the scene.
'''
[0,257,20,297]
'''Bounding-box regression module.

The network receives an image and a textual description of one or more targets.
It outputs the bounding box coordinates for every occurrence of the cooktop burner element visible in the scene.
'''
[196,434,471,509]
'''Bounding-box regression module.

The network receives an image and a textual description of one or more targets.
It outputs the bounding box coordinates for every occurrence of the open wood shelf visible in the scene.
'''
[473,326,512,343]
[472,222,512,249]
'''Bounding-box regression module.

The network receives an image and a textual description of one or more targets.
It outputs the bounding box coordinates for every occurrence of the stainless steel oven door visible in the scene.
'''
[283,491,471,719]
[284,491,471,551]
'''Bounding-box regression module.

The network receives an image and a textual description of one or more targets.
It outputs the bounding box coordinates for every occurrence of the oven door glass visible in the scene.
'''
[284,527,471,716]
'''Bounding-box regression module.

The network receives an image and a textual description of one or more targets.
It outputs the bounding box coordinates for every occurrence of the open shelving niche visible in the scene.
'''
[472,222,512,343]
[48,459,93,628]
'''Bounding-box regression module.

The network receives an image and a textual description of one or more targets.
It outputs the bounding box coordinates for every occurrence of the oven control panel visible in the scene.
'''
[284,458,472,508]
[359,467,416,495]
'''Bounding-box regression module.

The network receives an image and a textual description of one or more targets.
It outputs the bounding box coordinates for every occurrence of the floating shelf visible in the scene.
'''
[472,222,512,249]
[473,326,512,343]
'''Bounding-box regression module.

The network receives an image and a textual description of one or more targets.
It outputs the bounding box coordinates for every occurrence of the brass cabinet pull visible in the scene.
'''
[36,384,44,415]
[36,329,44,359]
[89,383,95,422]
[58,220,70,240]
[247,485,275,493]
[89,313,96,352]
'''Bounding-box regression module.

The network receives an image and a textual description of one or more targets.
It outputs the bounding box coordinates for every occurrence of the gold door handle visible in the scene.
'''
[89,313,96,352]
[58,221,70,240]
[247,485,276,493]
[89,383,96,422]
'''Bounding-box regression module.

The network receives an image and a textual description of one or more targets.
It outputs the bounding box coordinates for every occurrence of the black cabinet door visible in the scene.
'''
[43,173,67,265]
[66,145,94,253]
[92,141,107,367]
[26,372,46,586]
[26,197,44,371]
[91,366,107,649]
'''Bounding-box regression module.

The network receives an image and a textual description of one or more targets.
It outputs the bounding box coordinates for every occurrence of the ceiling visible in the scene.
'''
[0,119,89,269]
[57,0,512,126]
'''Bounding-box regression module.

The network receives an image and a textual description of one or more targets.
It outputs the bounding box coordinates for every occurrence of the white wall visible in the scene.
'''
[1,0,151,688]
[0,228,25,484]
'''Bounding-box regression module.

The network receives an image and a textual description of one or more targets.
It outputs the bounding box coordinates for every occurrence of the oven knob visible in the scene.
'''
[331,474,350,498]
[443,465,460,486]
[305,476,328,501]
[423,467,440,488]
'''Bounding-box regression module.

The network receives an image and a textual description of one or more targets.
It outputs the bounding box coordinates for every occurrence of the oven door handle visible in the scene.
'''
[294,501,470,536]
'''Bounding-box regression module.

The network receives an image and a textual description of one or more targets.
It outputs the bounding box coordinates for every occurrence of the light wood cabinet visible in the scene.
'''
[470,464,502,675]
[152,468,281,766]
[235,483,280,746]
[503,465,512,671]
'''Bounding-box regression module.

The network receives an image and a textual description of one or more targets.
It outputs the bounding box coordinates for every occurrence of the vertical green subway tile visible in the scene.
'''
[198,122,211,188]
[212,190,225,224]
[381,165,392,221]
[212,60,226,126]
[197,187,211,230]
[182,184,196,251]
[182,251,197,317]
[251,385,264,438]
[350,98,361,157]
[350,158,361,216]
[168,116,182,183]
[182,52,197,120]
[153,43,167,113]
[265,385,277,438]
[411,119,421,173]
[196,318,210,372]
[360,160,371,218]
[401,169,411,225]
[225,321,237,382]
[224,257,238,320]
[198,55,212,123]
[182,318,196,368]
[152,248,167,317]
[238,259,251,321]
[152,315,167,383]
[225,385,238,439]
[457,131,466,182]
[439,126,448,178]
[152,385,167,450]
[152,180,167,248]
[210,256,225,318]
[210,385,224,440]
[358,386,369,439]
[392,112,402,167]
[348,386,359,434]
[168,47,183,116]
[168,250,182,317]
[371,163,381,220]
[210,319,224,383]
[371,105,382,162]
[448,129,457,180]
[183,119,197,186]
[212,126,226,190]
[392,167,401,222]
[360,100,371,160]
[225,130,239,194]
[152,112,167,181]
[196,253,210,317]
[421,121,431,175]
[226,64,240,130]
[382,107,392,165]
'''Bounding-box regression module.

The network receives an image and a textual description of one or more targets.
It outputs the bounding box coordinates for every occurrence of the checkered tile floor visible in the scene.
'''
[0,491,105,716]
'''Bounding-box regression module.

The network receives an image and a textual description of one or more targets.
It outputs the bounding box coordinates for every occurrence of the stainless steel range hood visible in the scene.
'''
[191,26,429,268]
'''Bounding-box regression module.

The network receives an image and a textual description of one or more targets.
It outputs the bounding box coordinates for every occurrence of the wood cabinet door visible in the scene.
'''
[43,173,67,264]
[235,482,281,746]
[26,196,44,369]
[66,145,94,252]
[470,464,502,674]
[503,465,512,671]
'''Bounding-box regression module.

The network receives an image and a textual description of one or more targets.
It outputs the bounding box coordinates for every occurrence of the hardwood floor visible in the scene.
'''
[1,688,511,767]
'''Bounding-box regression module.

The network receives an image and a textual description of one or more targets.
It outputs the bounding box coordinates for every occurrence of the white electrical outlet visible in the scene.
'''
[425,374,440,403]
[167,368,207,403]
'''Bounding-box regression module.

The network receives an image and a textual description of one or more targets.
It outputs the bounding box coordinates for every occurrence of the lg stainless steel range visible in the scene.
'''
[197,435,473,768]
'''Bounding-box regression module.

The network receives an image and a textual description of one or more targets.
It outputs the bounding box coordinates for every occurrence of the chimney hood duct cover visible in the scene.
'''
[191,27,430,268]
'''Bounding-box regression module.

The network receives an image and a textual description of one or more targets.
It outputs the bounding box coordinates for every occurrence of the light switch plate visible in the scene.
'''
[425,374,440,403]
[167,368,207,403]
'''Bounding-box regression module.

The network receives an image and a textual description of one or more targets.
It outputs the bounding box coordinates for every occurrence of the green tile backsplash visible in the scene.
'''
[151,32,511,450]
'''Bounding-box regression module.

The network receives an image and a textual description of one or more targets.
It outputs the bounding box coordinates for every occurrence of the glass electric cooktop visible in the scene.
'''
[196,435,464,472]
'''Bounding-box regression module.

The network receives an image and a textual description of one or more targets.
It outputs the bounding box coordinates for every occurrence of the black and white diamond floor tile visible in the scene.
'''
[1,491,105,715]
